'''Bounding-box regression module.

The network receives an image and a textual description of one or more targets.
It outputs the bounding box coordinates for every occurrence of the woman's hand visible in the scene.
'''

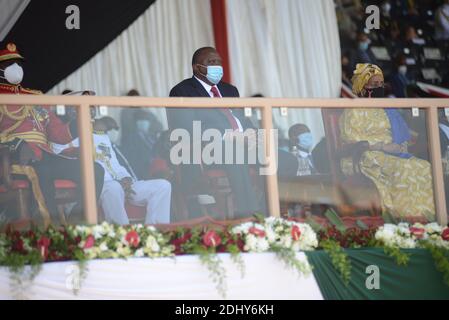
[369,142,384,151]
[382,143,402,154]
[370,142,404,154]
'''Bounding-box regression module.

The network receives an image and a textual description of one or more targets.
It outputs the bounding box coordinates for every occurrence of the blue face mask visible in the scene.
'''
[297,132,313,150]
[359,42,369,51]
[136,119,151,133]
[199,65,223,85]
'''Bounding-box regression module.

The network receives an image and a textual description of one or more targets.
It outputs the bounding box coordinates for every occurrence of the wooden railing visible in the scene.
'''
[1,94,448,226]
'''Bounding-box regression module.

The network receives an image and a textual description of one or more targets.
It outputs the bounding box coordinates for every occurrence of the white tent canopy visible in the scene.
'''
[48,0,340,141]
[0,0,29,41]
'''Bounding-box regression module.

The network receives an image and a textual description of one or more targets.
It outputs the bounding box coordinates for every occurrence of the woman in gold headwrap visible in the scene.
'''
[339,63,435,220]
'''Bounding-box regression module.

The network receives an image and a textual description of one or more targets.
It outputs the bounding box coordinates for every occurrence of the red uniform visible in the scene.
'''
[0,83,74,160]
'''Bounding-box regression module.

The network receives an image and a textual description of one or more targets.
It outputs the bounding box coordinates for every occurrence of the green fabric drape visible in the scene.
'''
[306,248,449,300]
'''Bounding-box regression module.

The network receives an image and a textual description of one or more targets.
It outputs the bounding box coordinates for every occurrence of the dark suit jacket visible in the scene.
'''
[168,76,254,134]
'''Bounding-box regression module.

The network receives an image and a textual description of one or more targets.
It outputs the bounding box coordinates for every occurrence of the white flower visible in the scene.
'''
[280,235,292,248]
[265,227,277,243]
[145,236,160,253]
[117,246,131,257]
[424,223,442,235]
[134,248,145,257]
[92,225,105,239]
[99,242,108,252]
[146,225,157,232]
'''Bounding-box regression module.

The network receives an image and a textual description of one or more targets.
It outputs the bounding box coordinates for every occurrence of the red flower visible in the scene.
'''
[203,230,222,248]
[12,239,25,253]
[37,236,51,260]
[442,228,449,241]
[26,230,36,239]
[291,225,302,241]
[125,230,140,248]
[410,227,425,239]
[84,235,95,249]
[171,232,192,255]
[249,227,266,238]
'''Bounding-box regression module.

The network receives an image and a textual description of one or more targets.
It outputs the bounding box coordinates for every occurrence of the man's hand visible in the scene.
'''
[18,142,38,165]
[119,177,135,201]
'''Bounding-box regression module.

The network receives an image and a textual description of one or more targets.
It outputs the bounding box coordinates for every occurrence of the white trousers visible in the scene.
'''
[100,179,171,225]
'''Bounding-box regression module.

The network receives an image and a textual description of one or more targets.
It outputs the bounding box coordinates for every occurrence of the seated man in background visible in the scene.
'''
[350,32,377,70]
[120,109,163,180]
[54,116,171,225]
[288,123,330,175]
[389,54,411,98]
[288,124,315,176]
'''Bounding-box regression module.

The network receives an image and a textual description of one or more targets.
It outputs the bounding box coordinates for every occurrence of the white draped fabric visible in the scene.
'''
[226,0,341,140]
[47,0,341,141]
[49,0,215,128]
[0,253,323,300]
[0,0,30,41]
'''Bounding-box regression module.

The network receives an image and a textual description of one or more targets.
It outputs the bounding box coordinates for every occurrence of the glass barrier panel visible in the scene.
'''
[438,107,449,222]
[0,104,84,227]
[89,105,268,225]
[273,106,437,224]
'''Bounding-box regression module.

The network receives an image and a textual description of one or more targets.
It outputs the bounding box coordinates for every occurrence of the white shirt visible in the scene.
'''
[194,76,243,132]
[52,134,132,182]
[298,150,314,169]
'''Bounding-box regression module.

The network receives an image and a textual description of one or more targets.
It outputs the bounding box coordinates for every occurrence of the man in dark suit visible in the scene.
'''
[168,47,262,218]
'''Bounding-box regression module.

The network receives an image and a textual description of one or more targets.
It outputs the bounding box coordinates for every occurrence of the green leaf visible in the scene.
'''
[356,219,368,230]
[320,239,351,285]
[324,208,346,232]
[382,211,398,224]
[306,216,324,232]
[253,213,265,224]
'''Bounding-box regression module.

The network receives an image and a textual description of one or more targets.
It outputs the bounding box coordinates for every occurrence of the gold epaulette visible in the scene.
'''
[3,131,48,145]
[21,87,43,95]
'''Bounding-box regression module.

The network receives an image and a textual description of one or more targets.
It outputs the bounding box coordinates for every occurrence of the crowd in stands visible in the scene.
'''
[336,0,449,96]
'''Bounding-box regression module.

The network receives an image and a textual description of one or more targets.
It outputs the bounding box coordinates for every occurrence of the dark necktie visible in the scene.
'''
[210,86,239,131]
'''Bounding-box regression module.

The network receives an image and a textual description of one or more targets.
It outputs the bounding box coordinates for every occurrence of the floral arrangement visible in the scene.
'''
[231,217,318,252]
[375,222,449,249]
[0,218,448,298]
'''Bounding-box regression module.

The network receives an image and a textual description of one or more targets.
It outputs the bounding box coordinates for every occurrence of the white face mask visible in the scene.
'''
[398,65,408,75]
[0,63,24,85]
[107,130,119,143]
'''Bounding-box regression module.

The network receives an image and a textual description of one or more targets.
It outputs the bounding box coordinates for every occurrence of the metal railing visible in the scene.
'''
[1,94,448,226]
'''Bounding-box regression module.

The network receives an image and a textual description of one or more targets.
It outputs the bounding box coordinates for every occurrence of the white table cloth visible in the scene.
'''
[0,252,323,300]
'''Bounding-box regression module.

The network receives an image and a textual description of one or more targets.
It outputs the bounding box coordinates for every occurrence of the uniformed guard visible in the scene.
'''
[0,42,104,226]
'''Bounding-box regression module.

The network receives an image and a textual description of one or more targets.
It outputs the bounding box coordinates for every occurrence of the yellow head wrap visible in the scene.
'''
[351,63,384,96]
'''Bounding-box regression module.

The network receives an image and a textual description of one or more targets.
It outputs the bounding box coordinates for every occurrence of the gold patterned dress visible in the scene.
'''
[340,108,435,220]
